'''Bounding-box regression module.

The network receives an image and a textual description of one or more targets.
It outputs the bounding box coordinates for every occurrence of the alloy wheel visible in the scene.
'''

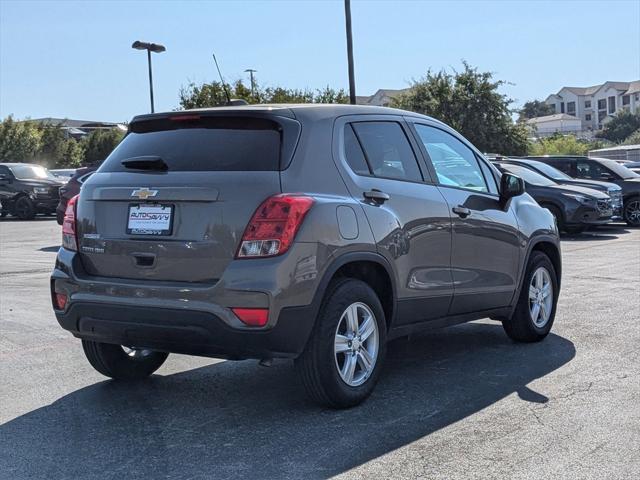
[334,302,379,387]
[121,346,154,359]
[529,267,553,328]
[625,200,640,225]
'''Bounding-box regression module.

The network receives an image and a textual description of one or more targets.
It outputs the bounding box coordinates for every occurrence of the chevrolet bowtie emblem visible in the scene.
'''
[131,188,158,200]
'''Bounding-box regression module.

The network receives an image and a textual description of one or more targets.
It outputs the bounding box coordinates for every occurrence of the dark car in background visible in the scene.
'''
[51,104,562,408]
[493,161,612,234]
[491,157,623,219]
[527,156,640,226]
[56,166,98,225]
[0,163,65,219]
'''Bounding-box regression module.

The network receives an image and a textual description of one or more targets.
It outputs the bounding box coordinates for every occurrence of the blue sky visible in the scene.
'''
[1,0,638,122]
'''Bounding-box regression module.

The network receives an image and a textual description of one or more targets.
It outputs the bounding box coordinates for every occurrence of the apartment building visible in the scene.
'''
[545,80,640,131]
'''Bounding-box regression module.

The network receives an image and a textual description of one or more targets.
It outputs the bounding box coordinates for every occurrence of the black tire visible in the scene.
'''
[623,196,640,227]
[82,340,169,380]
[14,196,36,220]
[503,251,558,343]
[295,278,387,408]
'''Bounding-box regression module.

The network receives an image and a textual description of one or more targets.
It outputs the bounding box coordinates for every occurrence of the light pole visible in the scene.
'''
[131,40,166,113]
[344,0,356,105]
[245,69,257,97]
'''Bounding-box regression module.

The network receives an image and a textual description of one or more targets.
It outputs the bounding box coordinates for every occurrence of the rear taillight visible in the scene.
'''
[231,308,269,327]
[237,194,314,258]
[62,194,79,251]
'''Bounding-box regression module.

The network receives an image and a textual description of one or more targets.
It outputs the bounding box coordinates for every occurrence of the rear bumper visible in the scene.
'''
[50,243,325,360]
[54,302,315,359]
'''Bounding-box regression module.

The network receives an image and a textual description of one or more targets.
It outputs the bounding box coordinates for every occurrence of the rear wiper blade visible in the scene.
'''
[121,156,168,171]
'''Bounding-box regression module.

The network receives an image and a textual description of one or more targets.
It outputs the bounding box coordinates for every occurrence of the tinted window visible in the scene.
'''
[526,160,572,180]
[414,125,488,192]
[499,164,556,186]
[351,122,423,182]
[101,117,281,172]
[343,125,371,175]
[576,160,609,180]
[598,159,640,179]
[545,159,575,176]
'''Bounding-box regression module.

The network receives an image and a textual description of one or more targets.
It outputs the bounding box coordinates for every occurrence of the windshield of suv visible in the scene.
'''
[9,165,57,180]
[499,164,557,186]
[524,160,573,181]
[597,158,640,179]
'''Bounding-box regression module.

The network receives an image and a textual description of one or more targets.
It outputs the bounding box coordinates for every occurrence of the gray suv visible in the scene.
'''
[51,105,562,408]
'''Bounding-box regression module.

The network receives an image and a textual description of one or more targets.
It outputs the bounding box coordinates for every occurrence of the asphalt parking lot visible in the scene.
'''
[1,217,638,480]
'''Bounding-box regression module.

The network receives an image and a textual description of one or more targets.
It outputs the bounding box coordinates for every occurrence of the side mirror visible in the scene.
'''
[500,173,525,202]
[0,174,10,185]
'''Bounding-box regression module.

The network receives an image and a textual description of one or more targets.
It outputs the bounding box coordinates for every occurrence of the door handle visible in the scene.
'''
[363,189,390,204]
[452,206,471,218]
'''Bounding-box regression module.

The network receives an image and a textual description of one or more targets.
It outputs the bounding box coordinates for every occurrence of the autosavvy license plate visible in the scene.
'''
[127,204,173,235]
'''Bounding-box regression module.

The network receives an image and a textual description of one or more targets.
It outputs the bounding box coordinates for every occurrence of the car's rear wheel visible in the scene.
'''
[503,251,558,342]
[295,278,387,408]
[624,197,640,226]
[14,196,35,220]
[81,340,169,380]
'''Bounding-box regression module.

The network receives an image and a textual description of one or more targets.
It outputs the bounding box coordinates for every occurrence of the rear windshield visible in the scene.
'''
[100,116,281,172]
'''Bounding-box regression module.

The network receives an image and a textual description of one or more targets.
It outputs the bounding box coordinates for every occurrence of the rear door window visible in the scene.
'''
[101,117,282,172]
[350,122,423,182]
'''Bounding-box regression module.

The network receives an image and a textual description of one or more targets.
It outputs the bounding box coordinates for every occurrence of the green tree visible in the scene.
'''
[178,80,255,109]
[392,62,529,155]
[35,123,85,168]
[622,128,640,145]
[597,111,640,143]
[0,116,43,163]
[178,79,349,109]
[81,129,125,164]
[528,134,604,156]
[518,100,555,122]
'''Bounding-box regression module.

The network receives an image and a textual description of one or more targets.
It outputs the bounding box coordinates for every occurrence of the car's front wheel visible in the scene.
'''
[82,340,169,380]
[295,278,387,408]
[13,196,35,220]
[503,251,558,342]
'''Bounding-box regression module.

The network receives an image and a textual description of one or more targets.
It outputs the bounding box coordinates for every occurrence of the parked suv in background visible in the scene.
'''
[51,105,562,408]
[493,161,612,234]
[490,157,623,219]
[0,163,64,219]
[527,156,640,226]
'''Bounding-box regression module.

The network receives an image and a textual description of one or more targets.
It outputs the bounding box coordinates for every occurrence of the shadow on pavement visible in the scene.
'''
[0,215,56,222]
[38,246,60,252]
[0,323,575,479]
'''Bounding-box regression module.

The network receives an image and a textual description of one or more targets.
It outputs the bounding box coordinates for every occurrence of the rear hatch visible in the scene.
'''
[77,112,300,283]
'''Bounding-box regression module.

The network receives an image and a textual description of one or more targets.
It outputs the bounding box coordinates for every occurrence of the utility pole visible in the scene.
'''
[344,0,356,105]
[244,69,257,97]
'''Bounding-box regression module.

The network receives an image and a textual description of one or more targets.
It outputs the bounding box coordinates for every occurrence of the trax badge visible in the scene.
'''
[131,188,158,200]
